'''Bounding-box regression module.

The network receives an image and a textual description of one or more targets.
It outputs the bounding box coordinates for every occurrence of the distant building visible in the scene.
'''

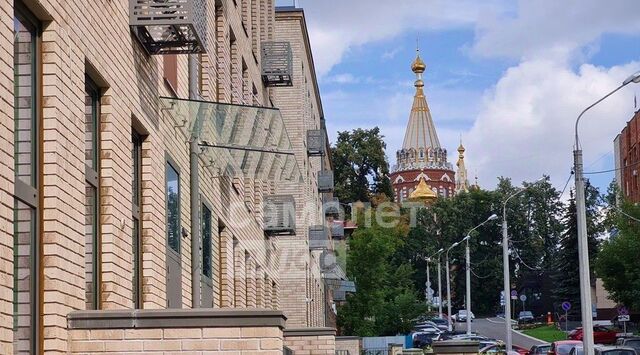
[390,49,468,202]
[614,110,640,202]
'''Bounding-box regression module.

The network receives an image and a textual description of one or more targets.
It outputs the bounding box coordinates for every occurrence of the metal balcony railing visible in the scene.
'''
[130,0,206,55]
[261,41,293,86]
[263,195,296,236]
[331,221,345,239]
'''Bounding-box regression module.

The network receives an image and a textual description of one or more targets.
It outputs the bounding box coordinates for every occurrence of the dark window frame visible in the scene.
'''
[165,154,181,253]
[201,199,213,279]
[132,131,144,308]
[84,76,101,310]
[13,3,41,353]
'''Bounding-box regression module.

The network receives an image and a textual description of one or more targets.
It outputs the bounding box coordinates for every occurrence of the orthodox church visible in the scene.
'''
[389,48,470,202]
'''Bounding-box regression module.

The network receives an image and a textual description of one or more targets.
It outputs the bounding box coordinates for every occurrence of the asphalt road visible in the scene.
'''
[458,318,546,349]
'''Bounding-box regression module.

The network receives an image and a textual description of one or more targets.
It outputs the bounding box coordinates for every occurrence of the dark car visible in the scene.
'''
[571,345,636,355]
[412,331,441,348]
[568,325,619,344]
[518,311,535,324]
[529,343,551,355]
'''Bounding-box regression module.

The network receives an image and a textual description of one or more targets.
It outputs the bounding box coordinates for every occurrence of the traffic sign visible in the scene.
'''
[561,301,571,312]
[520,295,527,302]
[619,315,630,322]
[511,290,518,300]
[618,306,629,316]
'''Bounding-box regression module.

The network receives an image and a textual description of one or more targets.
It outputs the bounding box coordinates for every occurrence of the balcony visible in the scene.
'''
[307,130,326,157]
[264,195,296,236]
[317,170,334,193]
[130,0,206,55]
[261,41,293,87]
[309,225,329,250]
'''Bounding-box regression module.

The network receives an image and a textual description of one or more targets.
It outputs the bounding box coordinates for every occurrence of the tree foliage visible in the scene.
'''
[337,214,427,336]
[596,193,640,310]
[332,128,393,203]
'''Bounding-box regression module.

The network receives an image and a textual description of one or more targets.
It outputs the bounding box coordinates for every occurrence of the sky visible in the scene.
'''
[276,0,640,194]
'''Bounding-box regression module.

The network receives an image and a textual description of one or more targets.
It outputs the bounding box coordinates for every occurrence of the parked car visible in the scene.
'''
[529,343,551,355]
[518,311,535,324]
[429,317,453,332]
[616,336,640,353]
[568,325,619,344]
[570,345,636,355]
[479,343,529,355]
[548,340,583,355]
[412,330,441,348]
[456,310,476,322]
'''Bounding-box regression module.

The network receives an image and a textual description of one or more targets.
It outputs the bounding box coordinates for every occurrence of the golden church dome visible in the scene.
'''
[409,177,437,200]
[411,54,426,74]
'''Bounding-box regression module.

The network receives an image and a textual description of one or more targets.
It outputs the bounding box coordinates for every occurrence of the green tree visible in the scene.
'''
[332,128,393,203]
[596,196,640,310]
[337,216,426,336]
[551,186,602,317]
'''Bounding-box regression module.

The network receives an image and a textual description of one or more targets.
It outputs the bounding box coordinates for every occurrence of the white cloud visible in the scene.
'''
[322,73,360,84]
[297,0,504,76]
[464,60,640,189]
[471,0,640,61]
[382,46,403,61]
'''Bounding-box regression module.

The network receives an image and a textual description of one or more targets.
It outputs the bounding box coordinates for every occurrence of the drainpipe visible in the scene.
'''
[189,54,201,308]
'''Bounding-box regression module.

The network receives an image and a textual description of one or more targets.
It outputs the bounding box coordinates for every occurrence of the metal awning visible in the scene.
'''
[160,97,303,182]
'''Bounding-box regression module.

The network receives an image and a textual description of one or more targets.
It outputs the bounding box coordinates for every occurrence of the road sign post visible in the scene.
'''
[618,307,630,334]
[520,294,527,312]
[562,302,572,335]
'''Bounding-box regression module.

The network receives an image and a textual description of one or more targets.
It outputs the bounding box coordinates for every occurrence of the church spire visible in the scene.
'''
[402,46,441,152]
[456,137,469,193]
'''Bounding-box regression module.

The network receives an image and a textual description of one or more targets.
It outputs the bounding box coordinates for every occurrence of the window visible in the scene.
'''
[163,54,178,93]
[84,77,101,310]
[166,161,180,252]
[202,203,212,278]
[13,4,40,353]
[132,131,144,308]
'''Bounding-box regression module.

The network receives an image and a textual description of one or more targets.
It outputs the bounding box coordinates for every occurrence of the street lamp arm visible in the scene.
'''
[575,83,626,149]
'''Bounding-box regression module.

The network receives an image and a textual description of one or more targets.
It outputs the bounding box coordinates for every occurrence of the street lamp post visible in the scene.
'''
[438,252,443,318]
[573,71,640,355]
[464,214,499,335]
[501,178,544,352]
[426,248,444,313]
[446,241,461,331]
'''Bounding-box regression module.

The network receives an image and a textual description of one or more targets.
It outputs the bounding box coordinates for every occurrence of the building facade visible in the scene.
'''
[614,110,640,202]
[390,50,468,202]
[3,0,336,353]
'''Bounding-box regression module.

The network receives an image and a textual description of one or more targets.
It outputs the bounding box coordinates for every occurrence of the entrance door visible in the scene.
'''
[166,159,182,308]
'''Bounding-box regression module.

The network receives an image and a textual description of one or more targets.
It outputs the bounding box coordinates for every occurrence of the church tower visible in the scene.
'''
[390,48,456,202]
[456,140,470,193]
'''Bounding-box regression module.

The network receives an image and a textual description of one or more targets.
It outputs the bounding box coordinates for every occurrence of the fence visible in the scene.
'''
[362,349,389,355]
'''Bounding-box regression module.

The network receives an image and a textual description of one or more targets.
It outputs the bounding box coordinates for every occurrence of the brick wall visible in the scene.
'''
[68,309,285,354]
[283,328,336,355]
[273,7,328,329]
[335,336,361,355]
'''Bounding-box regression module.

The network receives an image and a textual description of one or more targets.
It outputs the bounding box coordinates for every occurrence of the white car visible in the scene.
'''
[455,310,476,322]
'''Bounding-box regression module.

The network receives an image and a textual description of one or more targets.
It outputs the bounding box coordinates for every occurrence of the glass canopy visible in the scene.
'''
[160,97,303,182]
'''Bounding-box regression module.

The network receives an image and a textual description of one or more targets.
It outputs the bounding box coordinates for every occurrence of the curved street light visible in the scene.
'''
[501,177,544,351]
[464,214,498,335]
[573,71,640,355]
[426,248,444,313]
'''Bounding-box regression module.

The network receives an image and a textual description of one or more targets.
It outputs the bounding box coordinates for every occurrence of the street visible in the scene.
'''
[458,318,545,349]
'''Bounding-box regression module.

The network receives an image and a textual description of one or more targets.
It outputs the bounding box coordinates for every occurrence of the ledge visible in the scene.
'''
[284,327,336,337]
[335,336,361,340]
[68,308,286,330]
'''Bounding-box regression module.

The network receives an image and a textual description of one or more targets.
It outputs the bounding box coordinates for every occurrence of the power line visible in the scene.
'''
[584,159,640,175]
[559,171,574,199]
[510,245,541,271]
[470,268,493,279]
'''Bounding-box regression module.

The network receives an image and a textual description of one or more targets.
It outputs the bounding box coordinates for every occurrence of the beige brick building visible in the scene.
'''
[2,0,338,353]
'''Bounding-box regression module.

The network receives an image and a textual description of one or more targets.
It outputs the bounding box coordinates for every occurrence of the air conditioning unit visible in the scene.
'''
[331,221,345,239]
[261,41,293,87]
[130,0,207,55]
[309,225,329,250]
[320,250,337,272]
[263,195,296,236]
[307,130,326,156]
[318,170,334,193]
[324,197,340,218]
